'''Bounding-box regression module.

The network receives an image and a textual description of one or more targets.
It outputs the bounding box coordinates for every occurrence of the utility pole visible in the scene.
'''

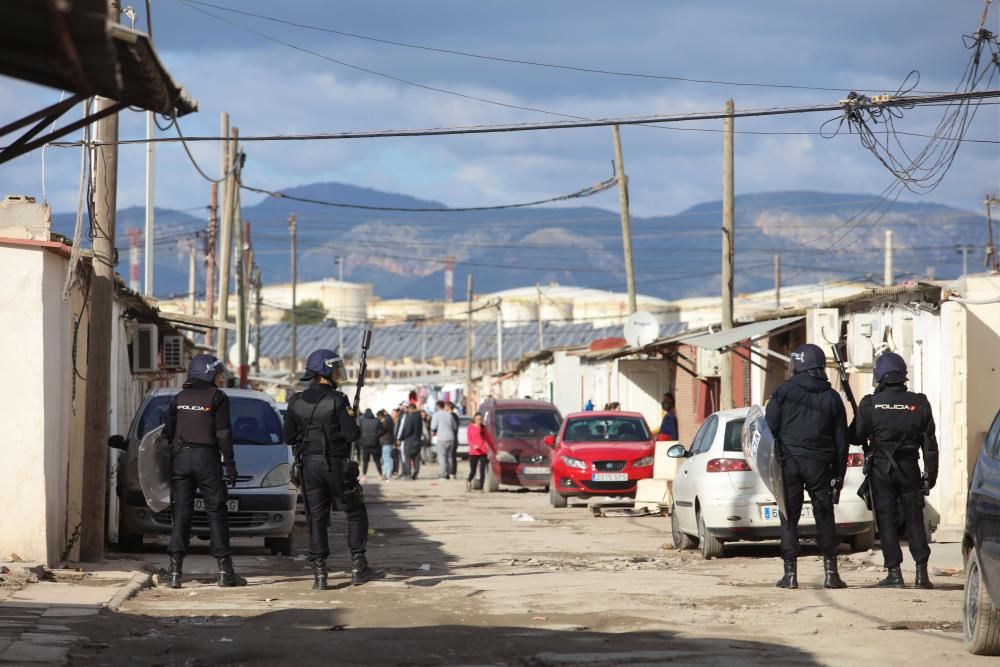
[187,241,197,315]
[144,114,154,296]
[289,213,298,373]
[956,244,974,276]
[495,299,504,373]
[236,211,248,387]
[612,125,637,314]
[253,265,262,374]
[720,98,735,411]
[216,124,237,359]
[465,274,474,410]
[336,257,345,353]
[536,283,545,351]
[884,229,894,286]
[204,182,217,348]
[80,0,120,562]
[774,255,781,309]
[985,196,999,272]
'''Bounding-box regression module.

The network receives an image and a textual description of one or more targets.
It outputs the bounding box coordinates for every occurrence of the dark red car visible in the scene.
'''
[547,411,655,507]
[480,398,562,492]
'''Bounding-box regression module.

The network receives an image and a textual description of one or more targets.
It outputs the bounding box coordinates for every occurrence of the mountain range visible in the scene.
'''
[50,183,990,302]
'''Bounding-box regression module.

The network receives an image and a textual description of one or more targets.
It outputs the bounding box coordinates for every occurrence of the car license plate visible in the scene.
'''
[592,472,628,482]
[760,504,811,520]
[194,498,239,512]
[522,466,550,475]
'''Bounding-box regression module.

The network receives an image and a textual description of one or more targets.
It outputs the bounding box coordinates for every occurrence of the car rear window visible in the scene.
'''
[496,410,561,437]
[564,417,650,442]
[724,419,746,452]
[137,395,283,445]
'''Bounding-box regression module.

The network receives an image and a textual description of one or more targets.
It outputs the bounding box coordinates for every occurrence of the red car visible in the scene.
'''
[547,411,656,507]
[480,398,563,492]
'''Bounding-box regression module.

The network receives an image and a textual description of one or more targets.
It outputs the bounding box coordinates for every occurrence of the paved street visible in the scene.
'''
[13,462,966,667]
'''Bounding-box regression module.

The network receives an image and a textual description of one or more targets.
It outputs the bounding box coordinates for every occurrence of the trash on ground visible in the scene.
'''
[931,567,960,577]
[218,637,233,643]
[418,563,431,571]
[511,513,537,522]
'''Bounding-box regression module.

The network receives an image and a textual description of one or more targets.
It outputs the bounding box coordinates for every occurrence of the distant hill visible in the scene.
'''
[51,184,987,301]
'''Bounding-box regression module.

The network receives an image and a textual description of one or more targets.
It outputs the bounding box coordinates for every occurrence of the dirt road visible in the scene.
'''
[66,463,974,666]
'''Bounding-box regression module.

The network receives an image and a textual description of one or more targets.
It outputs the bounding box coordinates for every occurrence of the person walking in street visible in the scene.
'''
[283,349,373,589]
[447,401,460,478]
[377,409,395,481]
[659,393,678,440]
[431,400,458,480]
[397,404,423,479]
[466,413,487,492]
[765,344,850,590]
[163,353,247,589]
[853,352,939,589]
[358,408,385,481]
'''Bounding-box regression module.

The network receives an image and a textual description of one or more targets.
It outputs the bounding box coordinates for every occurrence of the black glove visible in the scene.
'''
[834,476,845,492]
[224,461,238,488]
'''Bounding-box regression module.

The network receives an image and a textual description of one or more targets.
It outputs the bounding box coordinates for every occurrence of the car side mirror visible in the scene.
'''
[108,435,128,451]
[666,444,689,459]
[543,435,556,447]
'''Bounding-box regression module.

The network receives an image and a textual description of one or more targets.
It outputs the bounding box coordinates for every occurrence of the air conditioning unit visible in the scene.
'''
[162,335,184,370]
[806,308,840,347]
[848,313,879,368]
[133,323,158,373]
[696,348,722,377]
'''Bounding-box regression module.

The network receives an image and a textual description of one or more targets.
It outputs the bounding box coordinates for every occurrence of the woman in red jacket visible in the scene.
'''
[466,413,487,492]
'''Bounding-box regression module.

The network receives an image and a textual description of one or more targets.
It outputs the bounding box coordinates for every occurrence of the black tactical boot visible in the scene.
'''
[312,559,328,591]
[167,555,183,589]
[217,556,248,587]
[914,563,934,590]
[823,557,848,589]
[877,566,905,588]
[351,553,372,586]
[776,559,798,589]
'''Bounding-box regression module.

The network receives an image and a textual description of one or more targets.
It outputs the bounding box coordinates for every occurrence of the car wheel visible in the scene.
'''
[265,534,295,557]
[116,514,143,553]
[549,484,567,508]
[697,509,724,560]
[964,547,1000,655]
[485,463,500,493]
[846,526,875,552]
[671,504,695,550]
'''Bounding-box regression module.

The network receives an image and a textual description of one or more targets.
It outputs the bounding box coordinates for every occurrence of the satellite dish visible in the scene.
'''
[228,343,257,366]
[623,311,659,348]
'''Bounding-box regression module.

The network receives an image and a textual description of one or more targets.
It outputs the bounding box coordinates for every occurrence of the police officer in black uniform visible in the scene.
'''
[853,351,938,589]
[283,349,372,589]
[163,353,247,589]
[766,343,850,590]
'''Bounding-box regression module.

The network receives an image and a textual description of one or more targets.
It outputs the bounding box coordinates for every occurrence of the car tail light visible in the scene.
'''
[846,452,865,467]
[706,458,751,473]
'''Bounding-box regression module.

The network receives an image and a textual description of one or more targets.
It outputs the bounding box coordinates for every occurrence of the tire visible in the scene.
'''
[549,484,568,508]
[116,513,143,553]
[485,462,500,493]
[964,547,1000,655]
[265,533,295,557]
[697,509,724,560]
[847,525,875,553]
[671,504,695,550]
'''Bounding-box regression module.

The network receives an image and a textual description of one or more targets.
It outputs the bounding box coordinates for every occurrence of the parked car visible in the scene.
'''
[109,388,297,555]
[963,407,1000,655]
[547,411,656,508]
[455,415,473,460]
[668,407,874,560]
[479,398,562,492]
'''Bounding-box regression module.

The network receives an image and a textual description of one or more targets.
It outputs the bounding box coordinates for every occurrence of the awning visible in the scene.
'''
[680,316,804,352]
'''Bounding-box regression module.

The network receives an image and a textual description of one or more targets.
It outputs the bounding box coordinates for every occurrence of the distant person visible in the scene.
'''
[584,399,594,411]
[377,409,395,482]
[447,401,460,477]
[466,413,487,492]
[659,393,679,441]
[397,404,423,480]
[604,402,621,411]
[358,408,385,481]
[431,401,458,480]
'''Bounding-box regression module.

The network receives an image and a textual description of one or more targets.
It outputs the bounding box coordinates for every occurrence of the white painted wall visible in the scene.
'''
[552,351,583,416]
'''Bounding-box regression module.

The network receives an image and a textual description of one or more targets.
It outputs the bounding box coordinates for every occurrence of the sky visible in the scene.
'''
[2,0,999,218]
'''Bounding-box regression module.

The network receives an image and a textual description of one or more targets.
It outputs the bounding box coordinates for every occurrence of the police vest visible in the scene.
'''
[174,385,220,446]
[290,388,346,458]
[866,388,930,460]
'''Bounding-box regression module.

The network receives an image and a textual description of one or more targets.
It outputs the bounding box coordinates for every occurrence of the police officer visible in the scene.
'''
[765,343,850,590]
[853,352,938,589]
[163,353,247,589]
[283,349,372,589]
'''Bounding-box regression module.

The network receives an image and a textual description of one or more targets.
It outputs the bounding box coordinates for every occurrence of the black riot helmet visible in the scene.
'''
[874,351,908,386]
[789,343,826,375]
[301,348,348,384]
[186,353,225,385]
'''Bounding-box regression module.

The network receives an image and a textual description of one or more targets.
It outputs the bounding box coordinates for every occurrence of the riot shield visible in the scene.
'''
[741,405,788,520]
[137,425,173,512]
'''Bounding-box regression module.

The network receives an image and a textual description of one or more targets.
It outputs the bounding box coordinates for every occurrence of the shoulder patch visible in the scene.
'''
[346,406,355,417]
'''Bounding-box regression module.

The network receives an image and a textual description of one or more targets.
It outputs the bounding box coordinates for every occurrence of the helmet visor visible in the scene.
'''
[324,358,348,383]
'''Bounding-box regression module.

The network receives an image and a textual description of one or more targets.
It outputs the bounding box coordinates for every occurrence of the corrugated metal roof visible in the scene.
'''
[679,316,804,351]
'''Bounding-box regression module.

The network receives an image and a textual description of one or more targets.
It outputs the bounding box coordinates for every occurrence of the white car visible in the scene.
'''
[668,407,874,560]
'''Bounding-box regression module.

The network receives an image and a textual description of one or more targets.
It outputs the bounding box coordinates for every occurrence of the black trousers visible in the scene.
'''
[169,446,231,558]
[302,456,368,562]
[871,457,930,568]
[402,446,421,479]
[362,447,382,476]
[450,444,459,477]
[779,455,838,560]
[467,455,487,484]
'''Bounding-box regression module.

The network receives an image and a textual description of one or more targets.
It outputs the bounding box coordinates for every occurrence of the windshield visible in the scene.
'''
[137,395,283,445]
[496,410,561,438]
[563,416,650,443]
[724,419,746,452]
